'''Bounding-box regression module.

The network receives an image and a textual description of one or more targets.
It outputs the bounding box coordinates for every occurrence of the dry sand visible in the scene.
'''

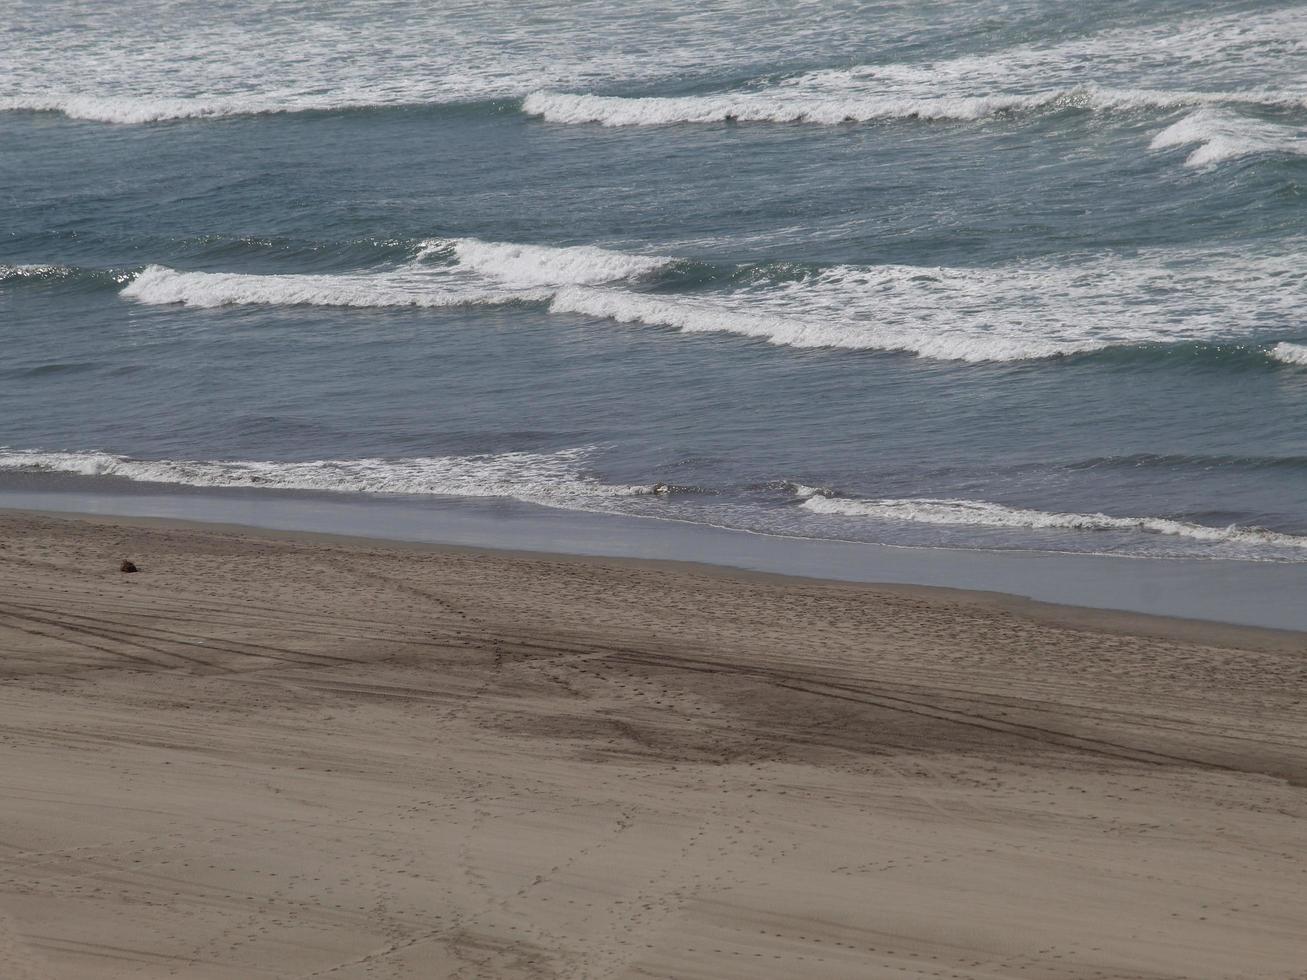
[0,510,1304,980]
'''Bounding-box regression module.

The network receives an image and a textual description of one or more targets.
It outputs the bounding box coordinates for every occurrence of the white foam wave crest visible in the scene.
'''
[1270,342,1307,366]
[523,89,1049,126]
[121,263,549,309]
[0,448,651,501]
[524,86,1302,127]
[551,246,1307,362]
[1150,108,1307,167]
[423,238,670,286]
[0,93,351,125]
[120,238,669,310]
[797,492,1307,551]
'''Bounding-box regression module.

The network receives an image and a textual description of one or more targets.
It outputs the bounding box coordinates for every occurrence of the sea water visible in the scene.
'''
[3,0,1307,563]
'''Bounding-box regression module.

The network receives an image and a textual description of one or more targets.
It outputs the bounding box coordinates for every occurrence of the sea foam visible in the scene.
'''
[797,490,1307,552]
[0,0,892,124]
[0,448,650,502]
[9,5,1307,125]
[525,7,1307,128]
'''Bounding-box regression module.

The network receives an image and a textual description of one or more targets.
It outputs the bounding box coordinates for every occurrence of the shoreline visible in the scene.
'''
[5,505,1306,652]
[3,481,1307,633]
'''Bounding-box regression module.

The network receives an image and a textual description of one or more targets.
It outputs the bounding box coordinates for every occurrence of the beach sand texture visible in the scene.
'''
[0,512,1304,979]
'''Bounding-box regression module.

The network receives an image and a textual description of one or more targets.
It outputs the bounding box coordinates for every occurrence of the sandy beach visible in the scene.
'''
[0,509,1304,980]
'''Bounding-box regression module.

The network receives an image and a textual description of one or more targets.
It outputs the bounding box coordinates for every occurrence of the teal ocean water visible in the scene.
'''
[3,0,1307,561]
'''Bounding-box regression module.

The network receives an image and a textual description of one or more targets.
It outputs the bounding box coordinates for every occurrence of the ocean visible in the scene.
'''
[4,0,1307,565]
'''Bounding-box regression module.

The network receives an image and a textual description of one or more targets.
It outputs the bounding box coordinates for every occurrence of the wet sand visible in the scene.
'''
[0,510,1304,979]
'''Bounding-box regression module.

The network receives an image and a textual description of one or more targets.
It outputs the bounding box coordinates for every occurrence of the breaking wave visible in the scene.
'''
[523,86,1305,127]
[419,238,672,286]
[120,238,668,310]
[121,264,550,309]
[796,490,1307,552]
[1270,342,1307,366]
[1150,108,1307,167]
[0,448,652,502]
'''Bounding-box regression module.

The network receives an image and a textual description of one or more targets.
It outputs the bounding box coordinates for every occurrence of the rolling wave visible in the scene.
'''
[103,236,1307,363]
[1,263,132,289]
[796,490,1307,553]
[0,448,651,502]
[2,263,77,283]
